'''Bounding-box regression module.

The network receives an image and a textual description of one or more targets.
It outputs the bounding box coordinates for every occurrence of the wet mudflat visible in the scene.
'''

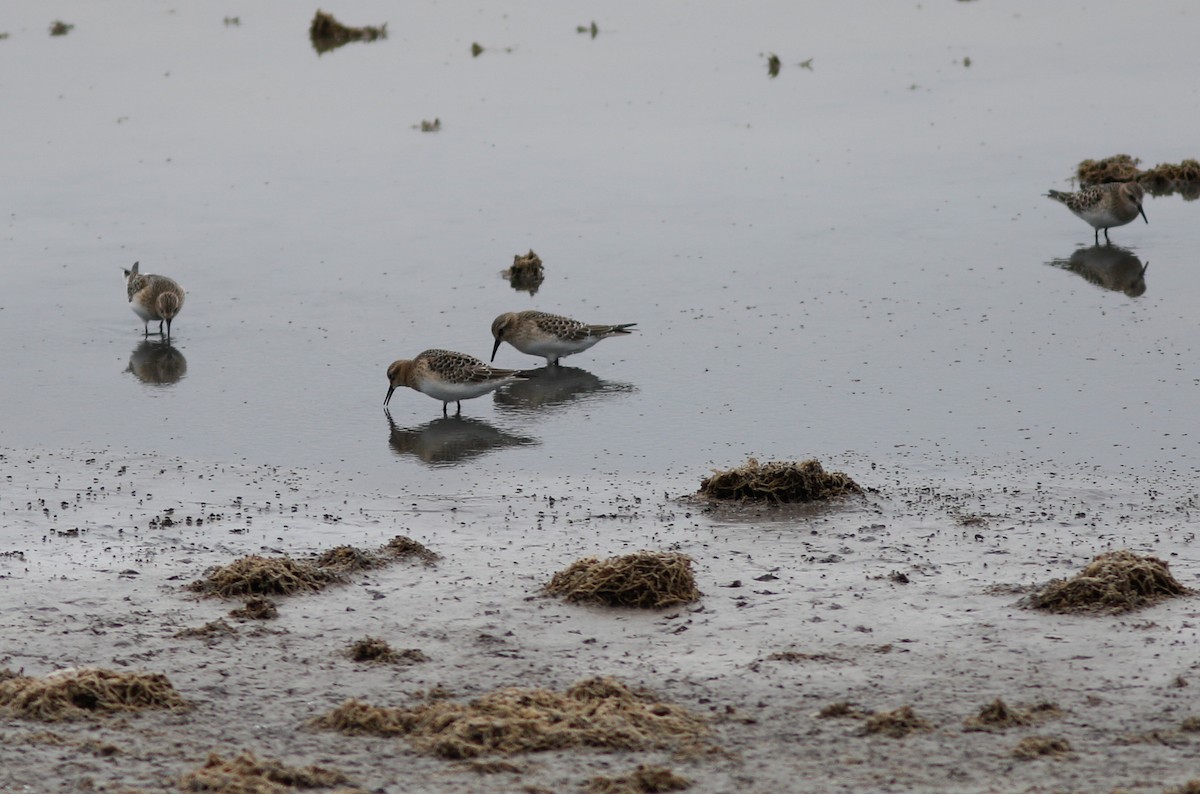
[2,0,1200,791]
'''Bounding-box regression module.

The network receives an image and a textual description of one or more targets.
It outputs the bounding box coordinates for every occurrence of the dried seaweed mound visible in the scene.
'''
[861,705,930,738]
[1076,154,1200,200]
[544,551,700,608]
[588,764,692,794]
[179,750,351,792]
[189,555,342,599]
[699,457,862,503]
[347,637,429,665]
[503,250,545,295]
[0,668,188,721]
[1012,735,1072,760]
[1077,154,1142,184]
[315,545,384,573]
[309,10,386,55]
[1023,550,1190,615]
[313,677,708,758]
[963,698,1031,731]
[382,535,440,564]
[230,596,279,620]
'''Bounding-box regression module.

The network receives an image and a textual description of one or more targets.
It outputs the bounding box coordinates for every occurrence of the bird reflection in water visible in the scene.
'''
[1048,245,1148,297]
[492,365,636,414]
[384,410,537,465]
[125,340,187,385]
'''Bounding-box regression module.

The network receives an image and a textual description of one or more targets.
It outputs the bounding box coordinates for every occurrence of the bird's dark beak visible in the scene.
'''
[384,385,395,406]
[1138,204,1148,224]
[490,337,502,363]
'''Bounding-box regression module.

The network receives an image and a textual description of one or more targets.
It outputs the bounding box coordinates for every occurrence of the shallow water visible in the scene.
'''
[1,0,1198,497]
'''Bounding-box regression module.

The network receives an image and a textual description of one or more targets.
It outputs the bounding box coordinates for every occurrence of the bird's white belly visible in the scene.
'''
[130,299,158,321]
[522,336,598,358]
[417,378,510,402]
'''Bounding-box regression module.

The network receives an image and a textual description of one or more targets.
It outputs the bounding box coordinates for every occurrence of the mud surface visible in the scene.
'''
[2,449,1199,792]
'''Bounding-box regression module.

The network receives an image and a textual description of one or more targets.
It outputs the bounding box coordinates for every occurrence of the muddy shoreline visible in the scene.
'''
[2,448,1198,792]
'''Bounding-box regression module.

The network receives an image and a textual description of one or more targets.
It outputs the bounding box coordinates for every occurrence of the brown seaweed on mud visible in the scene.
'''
[1021,550,1191,615]
[0,668,188,721]
[859,705,930,738]
[312,677,708,758]
[190,535,438,599]
[1075,154,1200,199]
[346,637,430,665]
[230,596,279,620]
[179,750,354,792]
[699,458,862,503]
[503,249,545,295]
[309,10,386,55]
[1011,735,1073,760]
[587,764,692,793]
[963,698,1061,732]
[544,551,700,608]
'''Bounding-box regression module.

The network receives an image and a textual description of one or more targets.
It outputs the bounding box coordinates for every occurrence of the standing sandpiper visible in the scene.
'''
[490,310,636,366]
[123,262,185,340]
[385,349,525,416]
[1046,182,1147,243]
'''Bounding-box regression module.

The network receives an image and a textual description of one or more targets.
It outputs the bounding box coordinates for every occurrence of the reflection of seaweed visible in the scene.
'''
[1047,245,1148,297]
[766,53,781,78]
[493,365,635,413]
[1076,154,1200,200]
[385,411,537,465]
[126,340,187,385]
[309,10,386,55]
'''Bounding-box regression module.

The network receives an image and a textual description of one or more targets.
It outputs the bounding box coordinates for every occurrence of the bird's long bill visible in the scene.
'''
[1138,204,1149,224]
[384,385,395,406]
[490,337,502,362]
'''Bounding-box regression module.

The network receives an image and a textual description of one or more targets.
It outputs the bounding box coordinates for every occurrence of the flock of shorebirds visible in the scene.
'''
[123,262,636,415]
[122,182,1144,414]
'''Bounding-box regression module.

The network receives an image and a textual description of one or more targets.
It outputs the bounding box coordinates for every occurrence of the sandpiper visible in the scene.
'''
[123,262,185,339]
[1047,182,1147,243]
[385,349,525,416]
[490,310,636,365]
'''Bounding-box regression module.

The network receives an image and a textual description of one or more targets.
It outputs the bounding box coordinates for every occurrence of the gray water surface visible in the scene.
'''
[2,0,1197,496]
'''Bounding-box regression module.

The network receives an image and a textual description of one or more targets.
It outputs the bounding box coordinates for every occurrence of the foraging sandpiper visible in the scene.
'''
[1047,182,1147,243]
[490,310,636,365]
[385,349,525,416]
[123,262,185,340]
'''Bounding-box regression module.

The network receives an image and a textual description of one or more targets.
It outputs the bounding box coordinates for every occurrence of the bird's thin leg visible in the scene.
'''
[442,403,449,417]
[455,401,462,416]
[165,319,172,342]
[1103,227,1110,244]
[1094,228,1100,245]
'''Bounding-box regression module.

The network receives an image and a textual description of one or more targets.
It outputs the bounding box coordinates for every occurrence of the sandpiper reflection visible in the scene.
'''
[1048,245,1148,297]
[125,340,187,385]
[492,365,636,413]
[384,410,537,465]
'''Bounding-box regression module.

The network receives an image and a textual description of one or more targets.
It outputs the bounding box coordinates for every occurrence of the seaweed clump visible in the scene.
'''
[1076,154,1200,200]
[699,458,862,503]
[179,750,351,792]
[230,596,279,620]
[587,764,691,793]
[189,555,342,599]
[544,551,700,608]
[1011,735,1072,760]
[0,668,188,721]
[963,698,1062,732]
[347,637,429,665]
[861,705,930,738]
[1022,550,1191,615]
[312,677,708,758]
[503,249,545,295]
[309,10,386,55]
